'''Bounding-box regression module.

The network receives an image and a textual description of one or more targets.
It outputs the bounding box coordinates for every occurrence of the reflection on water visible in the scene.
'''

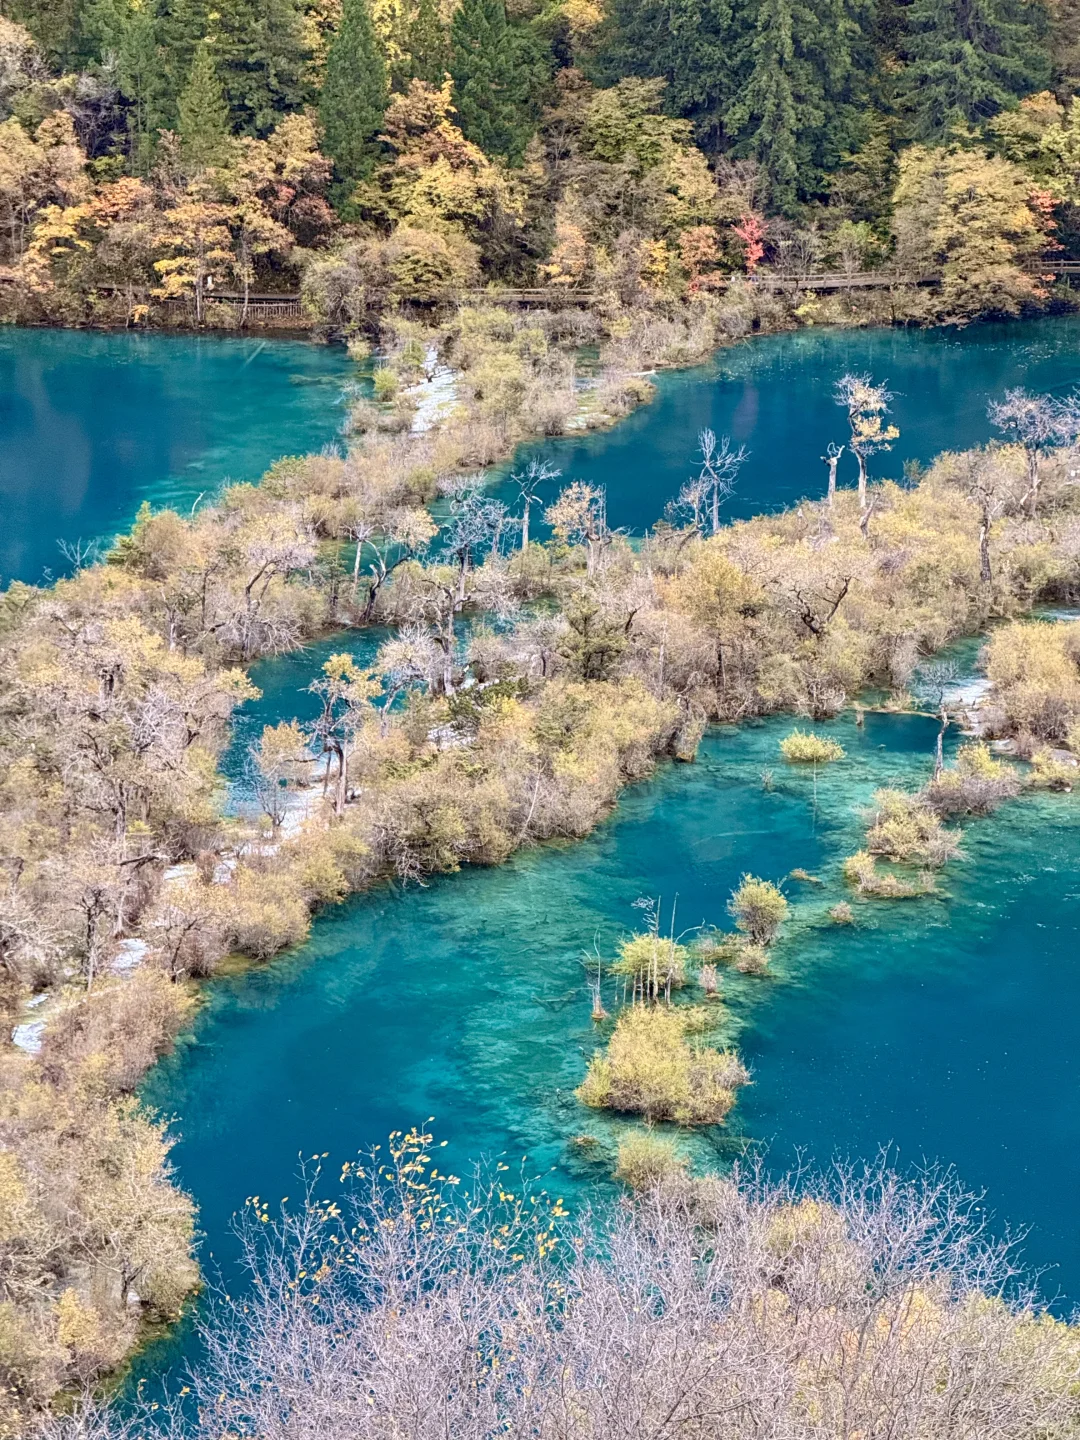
[495,314,1080,532]
[0,328,357,585]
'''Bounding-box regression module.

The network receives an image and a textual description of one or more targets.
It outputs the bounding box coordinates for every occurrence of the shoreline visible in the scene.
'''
[5,297,1080,1420]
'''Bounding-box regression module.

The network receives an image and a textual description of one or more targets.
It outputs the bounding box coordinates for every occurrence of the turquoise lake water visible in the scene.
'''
[138,698,1080,1345]
[9,314,1080,589]
[0,329,357,585]
[497,315,1080,531]
[2,318,1080,1372]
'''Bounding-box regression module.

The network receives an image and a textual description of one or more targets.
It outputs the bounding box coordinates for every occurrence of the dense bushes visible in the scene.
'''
[4,398,1080,1419]
[576,1005,748,1125]
[985,619,1080,743]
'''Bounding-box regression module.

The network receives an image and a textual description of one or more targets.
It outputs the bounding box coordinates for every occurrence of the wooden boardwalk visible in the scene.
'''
[86,260,1080,321]
[462,261,1080,305]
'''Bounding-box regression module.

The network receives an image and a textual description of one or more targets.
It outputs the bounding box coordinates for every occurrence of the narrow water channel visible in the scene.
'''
[4,316,1079,1380]
[142,698,1080,1313]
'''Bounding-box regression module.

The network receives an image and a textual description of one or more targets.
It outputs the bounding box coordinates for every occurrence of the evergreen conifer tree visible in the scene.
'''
[900,0,1051,137]
[730,0,800,204]
[596,0,736,152]
[148,0,210,128]
[211,0,310,134]
[723,0,870,211]
[178,40,232,167]
[450,0,544,163]
[408,0,449,85]
[88,0,171,170]
[319,0,388,191]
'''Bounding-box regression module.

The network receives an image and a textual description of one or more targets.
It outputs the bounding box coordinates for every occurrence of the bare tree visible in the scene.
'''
[441,478,509,602]
[835,373,900,511]
[51,1139,1080,1440]
[988,387,1080,517]
[513,457,561,550]
[361,507,437,621]
[822,440,844,507]
[373,625,440,719]
[545,482,613,577]
[915,659,962,777]
[962,451,1017,585]
[57,537,102,573]
[668,432,746,535]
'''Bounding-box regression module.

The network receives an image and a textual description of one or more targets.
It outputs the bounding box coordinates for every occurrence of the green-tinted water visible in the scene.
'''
[142,705,1080,1307]
[0,328,357,585]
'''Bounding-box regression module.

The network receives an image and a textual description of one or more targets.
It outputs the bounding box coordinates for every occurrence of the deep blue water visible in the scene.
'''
[0,329,357,585]
[141,707,1080,1315]
[495,315,1080,531]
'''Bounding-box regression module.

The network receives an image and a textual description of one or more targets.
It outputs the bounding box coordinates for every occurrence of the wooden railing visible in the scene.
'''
[80,258,1080,322]
[171,291,305,317]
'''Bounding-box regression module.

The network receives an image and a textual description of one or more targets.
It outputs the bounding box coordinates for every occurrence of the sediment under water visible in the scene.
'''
[8,313,1080,585]
[142,701,1080,1317]
[4,315,1076,1381]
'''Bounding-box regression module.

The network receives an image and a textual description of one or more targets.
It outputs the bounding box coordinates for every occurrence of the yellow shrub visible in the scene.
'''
[577,1005,748,1126]
[843,849,935,898]
[230,868,311,958]
[780,729,845,763]
[614,1130,688,1190]
[727,875,788,945]
[866,789,960,866]
[986,621,1080,740]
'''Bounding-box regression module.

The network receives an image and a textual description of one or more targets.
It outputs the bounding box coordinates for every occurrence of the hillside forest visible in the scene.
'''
[0,0,1079,327]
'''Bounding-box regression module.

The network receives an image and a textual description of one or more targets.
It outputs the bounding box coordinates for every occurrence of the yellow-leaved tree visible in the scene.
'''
[892,145,1052,322]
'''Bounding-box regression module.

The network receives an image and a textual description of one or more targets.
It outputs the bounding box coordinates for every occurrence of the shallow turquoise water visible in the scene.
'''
[496,315,1080,531]
[142,704,1080,1309]
[2,316,1076,1374]
[0,329,357,585]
